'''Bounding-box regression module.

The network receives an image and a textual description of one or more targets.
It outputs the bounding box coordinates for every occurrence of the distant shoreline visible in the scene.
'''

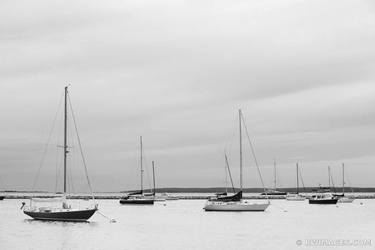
[2,194,375,200]
[2,187,375,200]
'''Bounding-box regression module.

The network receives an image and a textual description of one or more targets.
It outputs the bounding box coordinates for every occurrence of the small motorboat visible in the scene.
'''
[308,193,338,204]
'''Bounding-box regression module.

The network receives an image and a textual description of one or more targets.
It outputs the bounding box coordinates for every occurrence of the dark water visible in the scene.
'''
[0,198,374,249]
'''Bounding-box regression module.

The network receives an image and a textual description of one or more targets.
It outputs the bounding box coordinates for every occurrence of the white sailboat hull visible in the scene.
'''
[338,197,354,203]
[286,194,305,201]
[204,201,269,212]
[286,197,305,201]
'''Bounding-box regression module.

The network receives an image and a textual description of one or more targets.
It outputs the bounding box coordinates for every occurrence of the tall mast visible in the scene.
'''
[224,155,228,194]
[63,86,68,194]
[239,109,243,191]
[296,163,299,194]
[342,163,345,195]
[140,136,143,194]
[273,159,277,190]
[328,166,331,190]
[152,161,156,195]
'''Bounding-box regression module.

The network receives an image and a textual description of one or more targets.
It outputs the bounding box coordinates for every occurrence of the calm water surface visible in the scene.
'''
[1,198,374,250]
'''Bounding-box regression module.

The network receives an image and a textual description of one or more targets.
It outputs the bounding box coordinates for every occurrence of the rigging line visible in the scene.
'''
[329,170,336,193]
[69,169,75,194]
[142,146,152,192]
[32,91,64,191]
[298,167,306,191]
[55,155,62,193]
[54,102,63,193]
[224,150,228,193]
[54,145,60,193]
[97,210,116,223]
[67,149,75,194]
[224,153,236,194]
[239,112,269,202]
[67,93,94,201]
[223,115,237,156]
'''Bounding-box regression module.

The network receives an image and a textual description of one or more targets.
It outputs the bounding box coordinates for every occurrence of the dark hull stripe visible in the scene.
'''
[204,209,266,212]
[309,200,338,204]
[25,217,89,222]
[119,200,154,205]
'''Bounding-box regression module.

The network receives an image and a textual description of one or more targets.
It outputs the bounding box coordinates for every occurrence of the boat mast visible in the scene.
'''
[342,163,345,195]
[239,109,243,191]
[296,163,299,194]
[63,86,68,194]
[328,166,331,190]
[140,136,143,194]
[224,155,228,193]
[152,161,156,195]
[273,159,277,191]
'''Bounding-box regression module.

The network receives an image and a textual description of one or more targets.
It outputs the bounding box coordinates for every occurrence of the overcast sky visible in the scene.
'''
[1,0,375,192]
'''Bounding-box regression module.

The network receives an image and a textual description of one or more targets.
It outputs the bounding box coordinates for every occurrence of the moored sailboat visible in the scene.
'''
[286,163,305,201]
[261,160,286,196]
[204,109,269,212]
[22,86,97,222]
[119,136,154,205]
[151,161,166,202]
[337,163,354,203]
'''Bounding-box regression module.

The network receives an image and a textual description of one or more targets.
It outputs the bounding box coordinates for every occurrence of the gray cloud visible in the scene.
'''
[1,0,375,191]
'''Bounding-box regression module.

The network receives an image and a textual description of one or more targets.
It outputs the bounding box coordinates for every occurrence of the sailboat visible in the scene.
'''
[204,109,269,212]
[286,163,305,201]
[151,161,166,202]
[338,163,354,203]
[119,136,154,205]
[261,160,287,196]
[22,86,98,222]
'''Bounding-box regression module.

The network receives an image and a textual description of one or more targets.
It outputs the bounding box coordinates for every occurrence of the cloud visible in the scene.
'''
[0,0,375,191]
